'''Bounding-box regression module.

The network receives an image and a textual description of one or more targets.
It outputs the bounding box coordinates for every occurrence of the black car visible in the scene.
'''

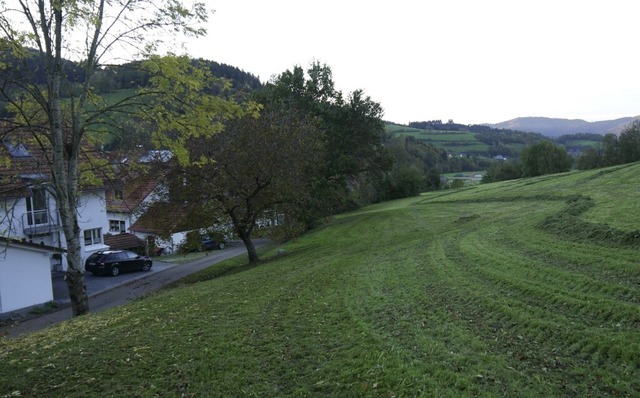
[85,250,152,276]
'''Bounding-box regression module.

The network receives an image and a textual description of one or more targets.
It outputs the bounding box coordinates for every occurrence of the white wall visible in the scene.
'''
[77,191,110,261]
[0,245,53,314]
[0,197,24,237]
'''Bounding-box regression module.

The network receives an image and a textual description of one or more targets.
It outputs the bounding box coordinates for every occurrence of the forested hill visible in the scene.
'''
[95,59,262,93]
[0,48,262,104]
[91,58,262,93]
[487,116,639,137]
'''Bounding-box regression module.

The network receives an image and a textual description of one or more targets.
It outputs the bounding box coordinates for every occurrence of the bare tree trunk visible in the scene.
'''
[238,230,259,264]
[61,221,90,316]
[49,6,90,316]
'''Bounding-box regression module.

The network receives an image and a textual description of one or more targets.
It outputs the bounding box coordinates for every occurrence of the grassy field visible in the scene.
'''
[386,123,489,153]
[1,163,639,397]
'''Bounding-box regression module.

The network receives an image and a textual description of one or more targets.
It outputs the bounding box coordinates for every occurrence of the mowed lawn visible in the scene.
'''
[1,164,639,397]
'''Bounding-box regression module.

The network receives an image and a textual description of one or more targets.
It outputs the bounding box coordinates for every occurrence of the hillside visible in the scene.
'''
[0,52,262,117]
[2,162,639,396]
[488,116,639,137]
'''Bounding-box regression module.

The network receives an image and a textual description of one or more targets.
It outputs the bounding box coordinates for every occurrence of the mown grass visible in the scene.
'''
[1,163,640,397]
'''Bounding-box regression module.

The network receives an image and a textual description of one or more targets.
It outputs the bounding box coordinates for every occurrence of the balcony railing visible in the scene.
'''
[22,210,61,236]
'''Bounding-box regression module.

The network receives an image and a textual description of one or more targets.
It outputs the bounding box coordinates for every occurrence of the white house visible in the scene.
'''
[0,134,111,314]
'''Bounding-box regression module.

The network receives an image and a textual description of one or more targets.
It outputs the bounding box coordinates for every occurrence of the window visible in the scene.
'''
[109,219,126,233]
[124,251,139,259]
[26,188,48,225]
[84,228,102,246]
[114,189,124,200]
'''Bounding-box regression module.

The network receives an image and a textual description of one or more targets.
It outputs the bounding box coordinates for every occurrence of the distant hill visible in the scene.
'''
[487,116,639,137]
[0,50,262,117]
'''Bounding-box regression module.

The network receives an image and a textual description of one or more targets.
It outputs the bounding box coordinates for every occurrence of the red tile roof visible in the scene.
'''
[103,233,145,250]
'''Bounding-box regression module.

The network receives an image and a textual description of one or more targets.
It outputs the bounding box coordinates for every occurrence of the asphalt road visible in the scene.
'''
[0,239,271,338]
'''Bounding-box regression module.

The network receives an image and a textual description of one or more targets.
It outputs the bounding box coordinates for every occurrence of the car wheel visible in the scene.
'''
[142,261,152,272]
[110,265,120,277]
[218,242,225,250]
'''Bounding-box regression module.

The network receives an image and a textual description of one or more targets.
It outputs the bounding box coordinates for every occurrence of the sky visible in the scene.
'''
[183,1,640,125]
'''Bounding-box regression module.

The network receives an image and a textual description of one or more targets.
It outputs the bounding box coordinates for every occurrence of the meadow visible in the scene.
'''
[386,123,489,153]
[1,163,639,397]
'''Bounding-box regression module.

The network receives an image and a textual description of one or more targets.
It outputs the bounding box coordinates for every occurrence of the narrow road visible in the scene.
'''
[0,240,271,338]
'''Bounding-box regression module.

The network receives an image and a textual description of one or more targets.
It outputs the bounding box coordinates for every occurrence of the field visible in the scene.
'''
[385,123,602,157]
[386,123,489,153]
[1,163,639,397]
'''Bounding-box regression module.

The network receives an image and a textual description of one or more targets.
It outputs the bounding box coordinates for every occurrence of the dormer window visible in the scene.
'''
[114,189,124,200]
[3,140,31,158]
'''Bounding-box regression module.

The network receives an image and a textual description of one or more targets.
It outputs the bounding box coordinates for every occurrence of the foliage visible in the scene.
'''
[1,163,639,396]
[520,140,573,177]
[448,178,465,189]
[259,62,392,220]
[178,230,203,254]
[140,55,250,166]
[0,0,211,316]
[576,121,640,170]
[380,136,446,199]
[556,132,603,144]
[575,146,604,170]
[166,103,323,263]
[482,159,523,183]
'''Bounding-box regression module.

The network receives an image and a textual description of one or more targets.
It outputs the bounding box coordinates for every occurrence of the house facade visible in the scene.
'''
[0,133,111,313]
[0,181,111,269]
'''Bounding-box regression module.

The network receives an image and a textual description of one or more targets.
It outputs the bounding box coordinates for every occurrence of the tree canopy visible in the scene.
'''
[520,140,573,177]
[259,62,392,219]
[0,0,219,316]
[164,104,323,263]
[576,121,640,170]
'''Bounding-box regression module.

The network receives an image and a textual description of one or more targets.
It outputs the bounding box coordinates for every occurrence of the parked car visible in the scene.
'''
[201,235,225,250]
[85,250,152,276]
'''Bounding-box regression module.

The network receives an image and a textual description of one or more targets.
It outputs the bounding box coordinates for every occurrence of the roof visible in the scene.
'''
[129,201,194,237]
[103,233,145,250]
[106,168,164,213]
[106,152,173,214]
[0,236,66,253]
[0,127,119,199]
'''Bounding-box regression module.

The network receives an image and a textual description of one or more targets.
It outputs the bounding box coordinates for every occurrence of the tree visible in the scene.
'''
[599,133,620,166]
[0,0,208,316]
[482,160,523,183]
[167,104,323,264]
[576,147,603,170]
[618,120,640,164]
[520,140,573,177]
[260,62,392,220]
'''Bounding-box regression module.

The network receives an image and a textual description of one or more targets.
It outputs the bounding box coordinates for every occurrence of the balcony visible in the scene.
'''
[22,210,61,236]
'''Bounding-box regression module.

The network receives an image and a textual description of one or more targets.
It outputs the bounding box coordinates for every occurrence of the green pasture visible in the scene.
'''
[387,123,496,154]
[563,139,602,149]
[1,163,639,397]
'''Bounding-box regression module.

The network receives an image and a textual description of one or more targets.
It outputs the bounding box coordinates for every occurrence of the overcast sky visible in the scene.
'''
[185,0,640,125]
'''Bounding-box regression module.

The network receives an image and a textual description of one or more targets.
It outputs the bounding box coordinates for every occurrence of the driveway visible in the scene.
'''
[1,239,271,338]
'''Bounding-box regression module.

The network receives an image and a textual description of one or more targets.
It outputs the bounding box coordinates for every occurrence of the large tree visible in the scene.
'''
[168,104,323,263]
[0,0,210,316]
[260,62,392,220]
[520,140,573,177]
[618,120,640,164]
